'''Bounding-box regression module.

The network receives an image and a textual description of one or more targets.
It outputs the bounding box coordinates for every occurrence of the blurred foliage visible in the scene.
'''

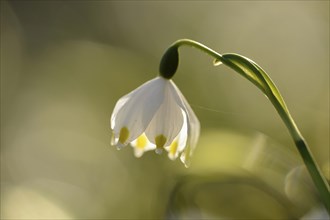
[1,0,329,219]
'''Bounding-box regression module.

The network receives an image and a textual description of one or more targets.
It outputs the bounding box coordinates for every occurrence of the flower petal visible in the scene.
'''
[180,100,200,167]
[130,133,156,157]
[165,109,188,160]
[145,81,184,149]
[111,77,166,145]
[110,95,130,130]
[167,80,200,167]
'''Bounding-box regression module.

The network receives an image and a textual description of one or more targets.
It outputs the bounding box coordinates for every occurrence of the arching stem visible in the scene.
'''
[163,39,330,213]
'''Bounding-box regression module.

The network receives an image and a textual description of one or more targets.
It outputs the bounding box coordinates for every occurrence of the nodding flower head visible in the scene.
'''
[110,76,200,167]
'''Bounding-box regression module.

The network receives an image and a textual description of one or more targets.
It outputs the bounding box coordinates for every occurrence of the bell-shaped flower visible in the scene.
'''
[110,76,200,166]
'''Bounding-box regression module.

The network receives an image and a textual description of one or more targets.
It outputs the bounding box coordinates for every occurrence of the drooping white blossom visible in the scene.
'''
[110,76,200,166]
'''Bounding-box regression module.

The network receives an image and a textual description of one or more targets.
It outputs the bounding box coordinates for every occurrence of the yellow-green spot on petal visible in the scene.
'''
[119,127,129,144]
[169,140,178,156]
[136,134,148,149]
[155,135,167,149]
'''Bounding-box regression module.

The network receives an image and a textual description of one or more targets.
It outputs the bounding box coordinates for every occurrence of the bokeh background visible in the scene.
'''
[1,1,329,219]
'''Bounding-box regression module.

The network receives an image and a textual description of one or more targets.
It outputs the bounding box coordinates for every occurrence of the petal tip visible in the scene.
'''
[168,153,177,161]
[180,151,191,168]
[116,143,126,150]
[155,148,163,155]
[133,149,144,158]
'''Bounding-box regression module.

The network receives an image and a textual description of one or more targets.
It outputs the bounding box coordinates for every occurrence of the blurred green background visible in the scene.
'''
[1,1,329,219]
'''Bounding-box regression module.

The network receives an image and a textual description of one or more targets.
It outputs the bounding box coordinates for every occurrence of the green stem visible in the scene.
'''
[169,39,330,213]
[269,90,330,213]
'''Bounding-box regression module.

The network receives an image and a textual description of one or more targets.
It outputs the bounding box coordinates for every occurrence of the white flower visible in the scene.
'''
[110,76,200,167]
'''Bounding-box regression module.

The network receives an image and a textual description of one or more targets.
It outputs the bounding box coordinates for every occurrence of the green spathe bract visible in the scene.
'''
[159,39,330,214]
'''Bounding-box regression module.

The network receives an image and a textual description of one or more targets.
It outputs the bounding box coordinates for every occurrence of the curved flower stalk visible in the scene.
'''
[110,39,329,213]
[159,39,330,213]
[110,76,200,167]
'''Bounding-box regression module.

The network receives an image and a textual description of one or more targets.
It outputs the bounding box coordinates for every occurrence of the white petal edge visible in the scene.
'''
[168,80,200,166]
[111,77,167,145]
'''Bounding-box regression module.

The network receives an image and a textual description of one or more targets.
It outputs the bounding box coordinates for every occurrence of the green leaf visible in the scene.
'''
[221,53,289,115]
